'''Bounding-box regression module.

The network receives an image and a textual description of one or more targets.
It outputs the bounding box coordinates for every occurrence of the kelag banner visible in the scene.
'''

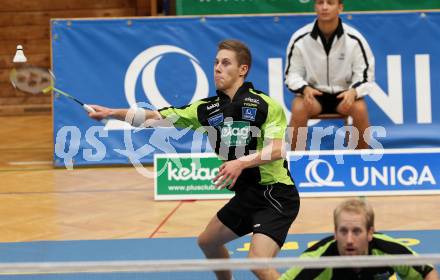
[52,12,440,167]
[155,153,232,200]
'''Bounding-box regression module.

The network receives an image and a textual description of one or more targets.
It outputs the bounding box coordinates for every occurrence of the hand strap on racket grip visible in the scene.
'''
[83,104,108,124]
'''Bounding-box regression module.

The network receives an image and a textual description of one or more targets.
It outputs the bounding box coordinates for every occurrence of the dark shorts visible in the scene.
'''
[217,183,300,248]
[312,92,364,114]
[315,92,342,114]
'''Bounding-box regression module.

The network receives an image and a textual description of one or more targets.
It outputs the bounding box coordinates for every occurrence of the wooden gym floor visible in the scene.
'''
[1,115,439,243]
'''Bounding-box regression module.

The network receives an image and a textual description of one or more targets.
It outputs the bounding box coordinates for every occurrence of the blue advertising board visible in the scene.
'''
[289,148,440,196]
[51,12,440,167]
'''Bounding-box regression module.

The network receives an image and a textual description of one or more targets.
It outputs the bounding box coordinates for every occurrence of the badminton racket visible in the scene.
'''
[10,65,106,123]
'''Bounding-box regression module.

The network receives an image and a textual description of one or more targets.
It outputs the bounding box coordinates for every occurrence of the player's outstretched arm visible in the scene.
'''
[87,105,162,126]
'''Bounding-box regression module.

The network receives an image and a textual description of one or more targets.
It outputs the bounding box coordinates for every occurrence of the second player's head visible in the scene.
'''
[333,199,375,256]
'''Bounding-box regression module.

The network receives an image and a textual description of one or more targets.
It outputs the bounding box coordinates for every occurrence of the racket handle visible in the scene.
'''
[83,104,108,124]
[83,104,96,113]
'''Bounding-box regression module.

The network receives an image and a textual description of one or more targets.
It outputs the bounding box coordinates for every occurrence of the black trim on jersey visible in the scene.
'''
[283,160,294,185]
[295,267,325,279]
[305,235,335,252]
[372,236,433,277]
[197,95,219,105]
[347,33,370,89]
[196,95,221,121]
[371,235,413,254]
[296,238,338,279]
[293,234,433,279]
[158,96,217,113]
[216,82,254,99]
[213,82,269,187]
[285,32,310,93]
[158,104,190,112]
[158,82,293,189]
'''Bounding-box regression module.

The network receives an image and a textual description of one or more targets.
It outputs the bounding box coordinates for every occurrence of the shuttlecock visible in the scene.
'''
[13,45,27,63]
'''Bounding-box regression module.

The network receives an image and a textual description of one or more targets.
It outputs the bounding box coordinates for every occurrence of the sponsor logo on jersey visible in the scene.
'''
[220,121,251,146]
[208,108,221,116]
[242,107,257,121]
[243,102,258,108]
[207,113,224,127]
[207,103,219,110]
[244,97,260,104]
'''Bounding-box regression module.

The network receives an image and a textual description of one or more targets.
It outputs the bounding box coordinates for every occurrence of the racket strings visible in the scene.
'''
[10,65,86,107]
[11,67,54,95]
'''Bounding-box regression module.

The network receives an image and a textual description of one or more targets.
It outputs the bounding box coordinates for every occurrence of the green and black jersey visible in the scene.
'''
[158,82,293,187]
[281,233,434,280]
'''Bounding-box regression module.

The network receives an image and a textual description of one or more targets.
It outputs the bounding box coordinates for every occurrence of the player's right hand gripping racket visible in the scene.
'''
[10,66,106,124]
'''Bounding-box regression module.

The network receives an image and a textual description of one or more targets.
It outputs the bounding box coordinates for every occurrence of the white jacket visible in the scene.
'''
[285,19,375,98]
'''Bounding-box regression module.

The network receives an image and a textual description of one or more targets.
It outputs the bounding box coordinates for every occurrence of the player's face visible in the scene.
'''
[335,211,373,256]
[315,0,342,22]
[214,49,247,92]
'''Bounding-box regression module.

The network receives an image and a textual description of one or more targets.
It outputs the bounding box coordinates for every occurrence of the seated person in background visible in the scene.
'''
[280,199,439,280]
[285,0,374,150]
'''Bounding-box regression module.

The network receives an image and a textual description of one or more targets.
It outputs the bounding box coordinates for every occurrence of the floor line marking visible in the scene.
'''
[149,201,187,238]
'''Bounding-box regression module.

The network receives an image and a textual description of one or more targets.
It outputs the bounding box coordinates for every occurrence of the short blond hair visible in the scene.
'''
[333,199,374,230]
[218,39,252,78]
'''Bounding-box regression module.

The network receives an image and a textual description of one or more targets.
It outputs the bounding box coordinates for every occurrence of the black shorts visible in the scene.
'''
[217,183,300,248]
[313,92,364,114]
[315,92,342,114]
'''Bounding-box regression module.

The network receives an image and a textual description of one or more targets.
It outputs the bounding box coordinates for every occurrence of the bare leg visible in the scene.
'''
[198,215,238,280]
[248,233,281,280]
[337,99,370,149]
[289,96,321,151]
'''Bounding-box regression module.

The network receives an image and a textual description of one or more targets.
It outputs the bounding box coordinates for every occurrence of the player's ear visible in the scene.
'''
[239,64,249,77]
[367,226,374,242]
[338,1,344,13]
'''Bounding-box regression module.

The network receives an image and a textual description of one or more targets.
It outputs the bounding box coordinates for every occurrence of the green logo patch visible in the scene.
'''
[220,121,251,146]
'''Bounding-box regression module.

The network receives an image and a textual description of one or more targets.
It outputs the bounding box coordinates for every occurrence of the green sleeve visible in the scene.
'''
[158,100,205,130]
[280,238,335,280]
[257,92,287,140]
[280,255,333,280]
[280,266,302,279]
[372,233,434,280]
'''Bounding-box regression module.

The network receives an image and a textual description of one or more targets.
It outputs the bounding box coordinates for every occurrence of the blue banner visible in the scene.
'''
[51,12,440,167]
[288,148,440,196]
